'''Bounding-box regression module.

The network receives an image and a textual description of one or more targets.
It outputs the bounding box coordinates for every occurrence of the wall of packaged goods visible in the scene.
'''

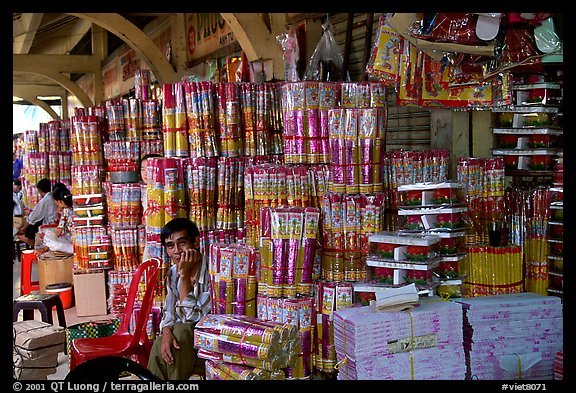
[12,12,564,381]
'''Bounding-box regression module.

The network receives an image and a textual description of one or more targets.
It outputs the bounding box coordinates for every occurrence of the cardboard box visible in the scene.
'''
[73,270,108,317]
[37,252,74,293]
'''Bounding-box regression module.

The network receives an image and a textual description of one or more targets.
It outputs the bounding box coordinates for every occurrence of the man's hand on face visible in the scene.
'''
[178,248,201,283]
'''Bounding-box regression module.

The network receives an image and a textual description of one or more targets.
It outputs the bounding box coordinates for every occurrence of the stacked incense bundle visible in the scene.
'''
[333,298,466,380]
[456,292,563,380]
[105,100,127,141]
[107,183,141,229]
[183,79,217,158]
[205,360,286,380]
[239,82,285,157]
[313,281,354,374]
[256,295,315,379]
[134,69,152,100]
[383,149,450,209]
[71,226,110,270]
[244,163,330,247]
[216,82,244,157]
[141,99,162,141]
[321,192,386,282]
[215,156,245,230]
[460,244,523,296]
[281,81,339,164]
[109,228,140,271]
[46,120,72,186]
[327,107,386,194]
[103,140,141,173]
[122,98,143,141]
[145,156,188,231]
[183,157,217,231]
[208,243,259,317]
[258,206,321,298]
[161,83,176,157]
[194,314,300,374]
[457,157,506,243]
[70,115,104,168]
[504,186,551,295]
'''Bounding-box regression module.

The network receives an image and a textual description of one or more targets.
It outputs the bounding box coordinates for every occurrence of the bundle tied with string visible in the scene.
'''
[194,314,300,372]
[333,297,466,380]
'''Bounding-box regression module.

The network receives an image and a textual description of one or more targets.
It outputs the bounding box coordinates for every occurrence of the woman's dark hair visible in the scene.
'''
[160,218,200,248]
[52,185,73,208]
[36,178,52,193]
[13,178,21,187]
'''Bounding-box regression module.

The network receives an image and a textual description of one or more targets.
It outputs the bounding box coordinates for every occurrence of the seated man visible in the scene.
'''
[147,218,211,380]
[15,178,59,247]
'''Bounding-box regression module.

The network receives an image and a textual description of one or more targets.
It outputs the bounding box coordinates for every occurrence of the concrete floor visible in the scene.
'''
[13,253,112,380]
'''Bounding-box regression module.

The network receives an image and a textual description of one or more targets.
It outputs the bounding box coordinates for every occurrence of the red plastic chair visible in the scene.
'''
[69,258,161,370]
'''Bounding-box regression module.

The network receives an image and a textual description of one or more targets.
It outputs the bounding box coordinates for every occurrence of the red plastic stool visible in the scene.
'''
[20,250,40,296]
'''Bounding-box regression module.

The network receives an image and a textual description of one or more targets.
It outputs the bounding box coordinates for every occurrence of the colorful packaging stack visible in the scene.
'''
[327,107,386,194]
[216,82,244,157]
[333,298,466,380]
[208,243,259,317]
[456,292,563,380]
[320,192,386,282]
[281,81,340,164]
[183,157,217,231]
[456,157,505,243]
[256,295,315,379]
[383,149,450,209]
[215,156,245,231]
[312,281,354,374]
[194,314,301,379]
[183,79,218,159]
[244,163,330,247]
[258,206,321,298]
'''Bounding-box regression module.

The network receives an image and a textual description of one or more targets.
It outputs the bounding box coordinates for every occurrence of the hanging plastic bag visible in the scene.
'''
[276,25,300,81]
[304,21,347,82]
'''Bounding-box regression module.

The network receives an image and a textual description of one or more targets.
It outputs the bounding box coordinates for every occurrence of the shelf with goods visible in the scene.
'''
[491,80,563,187]
[547,186,563,299]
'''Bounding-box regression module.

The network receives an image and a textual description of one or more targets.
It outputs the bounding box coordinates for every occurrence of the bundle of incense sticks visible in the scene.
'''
[194,314,300,370]
[328,108,386,194]
[141,99,162,141]
[105,100,126,140]
[162,83,176,157]
[107,183,141,229]
[216,82,244,157]
[205,360,286,380]
[183,157,217,231]
[103,140,140,172]
[281,81,339,164]
[504,186,551,295]
[244,163,330,247]
[460,245,524,297]
[122,98,142,141]
[172,81,189,157]
[457,157,505,243]
[72,226,109,270]
[134,69,151,100]
[321,192,385,281]
[70,115,104,167]
[255,295,314,379]
[183,79,217,158]
[313,280,354,374]
[208,243,259,317]
[383,149,450,208]
[109,227,140,271]
[215,157,245,230]
[258,206,321,298]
